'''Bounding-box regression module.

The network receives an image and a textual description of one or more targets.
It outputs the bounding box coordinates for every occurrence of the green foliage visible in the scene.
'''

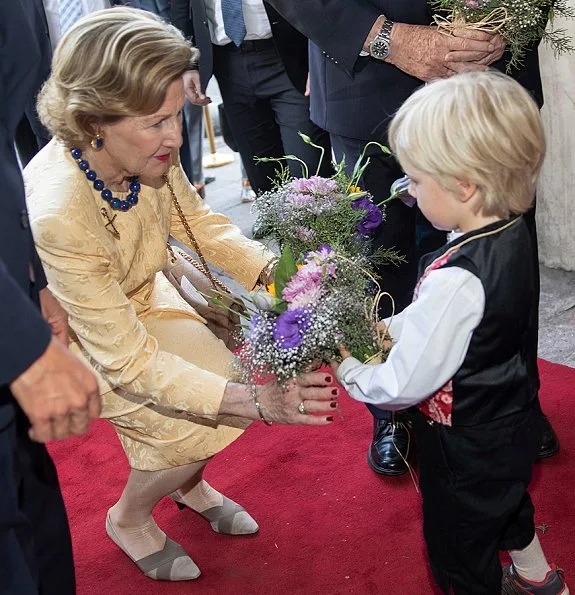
[273,245,298,301]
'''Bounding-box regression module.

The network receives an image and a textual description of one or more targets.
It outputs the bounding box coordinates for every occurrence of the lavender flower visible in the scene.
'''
[294,226,317,242]
[273,308,311,349]
[289,176,338,195]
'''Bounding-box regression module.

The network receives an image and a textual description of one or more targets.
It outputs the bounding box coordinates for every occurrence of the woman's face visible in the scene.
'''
[99,78,185,181]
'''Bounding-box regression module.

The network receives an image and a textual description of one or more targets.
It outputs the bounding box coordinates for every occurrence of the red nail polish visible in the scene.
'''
[331,388,338,396]
[325,376,332,383]
[330,401,337,408]
[327,416,334,422]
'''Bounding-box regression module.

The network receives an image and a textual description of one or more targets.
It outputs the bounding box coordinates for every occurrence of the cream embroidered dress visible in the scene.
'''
[25,140,272,470]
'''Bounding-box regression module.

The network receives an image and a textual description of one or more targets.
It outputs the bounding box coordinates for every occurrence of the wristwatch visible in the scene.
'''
[369,17,394,61]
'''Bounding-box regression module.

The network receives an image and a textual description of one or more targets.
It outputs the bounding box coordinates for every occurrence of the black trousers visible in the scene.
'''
[212,39,332,194]
[0,399,75,595]
[414,408,539,594]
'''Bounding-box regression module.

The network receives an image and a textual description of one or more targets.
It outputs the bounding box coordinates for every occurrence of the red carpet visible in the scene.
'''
[49,360,574,594]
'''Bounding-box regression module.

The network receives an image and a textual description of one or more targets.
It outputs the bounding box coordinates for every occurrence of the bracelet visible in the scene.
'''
[258,258,277,287]
[251,384,273,426]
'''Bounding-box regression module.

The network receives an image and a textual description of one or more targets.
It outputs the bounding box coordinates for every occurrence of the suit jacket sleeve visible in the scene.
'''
[265,0,381,76]
[0,259,51,386]
[171,0,193,38]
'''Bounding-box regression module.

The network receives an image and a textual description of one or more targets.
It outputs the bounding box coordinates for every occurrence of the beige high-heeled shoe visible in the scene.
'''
[170,490,259,535]
[106,512,200,581]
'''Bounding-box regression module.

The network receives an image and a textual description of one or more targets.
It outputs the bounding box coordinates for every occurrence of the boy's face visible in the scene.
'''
[405,167,462,232]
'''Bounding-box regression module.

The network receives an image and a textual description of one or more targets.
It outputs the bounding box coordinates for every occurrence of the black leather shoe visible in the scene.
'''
[367,415,411,476]
[537,414,560,460]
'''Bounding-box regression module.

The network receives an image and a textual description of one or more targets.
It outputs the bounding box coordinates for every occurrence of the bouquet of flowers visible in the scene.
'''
[430,0,574,70]
[229,138,404,384]
[253,138,404,267]
[235,245,385,385]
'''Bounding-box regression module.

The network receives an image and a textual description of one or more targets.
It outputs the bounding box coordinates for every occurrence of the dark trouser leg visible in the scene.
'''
[331,134,425,474]
[213,42,330,194]
[415,408,538,594]
[15,116,46,168]
[523,203,560,458]
[179,108,193,184]
[0,402,39,595]
[14,407,76,595]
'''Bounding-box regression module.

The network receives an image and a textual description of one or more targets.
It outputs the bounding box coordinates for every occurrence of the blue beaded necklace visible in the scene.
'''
[70,148,140,211]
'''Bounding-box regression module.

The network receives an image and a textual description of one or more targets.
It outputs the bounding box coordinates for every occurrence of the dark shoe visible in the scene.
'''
[501,563,569,594]
[367,415,411,476]
[537,414,560,460]
[204,176,216,185]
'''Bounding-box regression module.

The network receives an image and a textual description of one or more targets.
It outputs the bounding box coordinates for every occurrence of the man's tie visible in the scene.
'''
[221,0,246,47]
[58,0,83,35]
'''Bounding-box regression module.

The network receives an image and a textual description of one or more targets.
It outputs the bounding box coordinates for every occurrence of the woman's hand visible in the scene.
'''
[257,371,339,426]
[39,288,69,346]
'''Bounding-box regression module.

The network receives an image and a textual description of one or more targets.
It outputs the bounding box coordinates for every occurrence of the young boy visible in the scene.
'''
[334,71,569,594]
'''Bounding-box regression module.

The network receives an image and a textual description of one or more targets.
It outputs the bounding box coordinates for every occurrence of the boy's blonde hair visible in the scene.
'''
[38,7,197,146]
[388,70,546,218]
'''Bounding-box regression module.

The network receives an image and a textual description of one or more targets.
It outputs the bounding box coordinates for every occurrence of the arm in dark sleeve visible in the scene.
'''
[264,0,381,75]
[0,259,51,386]
[171,0,193,38]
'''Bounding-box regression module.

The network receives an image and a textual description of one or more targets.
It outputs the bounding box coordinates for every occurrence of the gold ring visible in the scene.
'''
[298,401,307,415]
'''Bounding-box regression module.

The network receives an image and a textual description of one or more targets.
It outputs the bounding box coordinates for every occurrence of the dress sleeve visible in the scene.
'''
[32,212,229,422]
[168,164,274,289]
[337,267,485,410]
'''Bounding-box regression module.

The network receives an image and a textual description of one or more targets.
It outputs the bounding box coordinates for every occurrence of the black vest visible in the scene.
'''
[417,218,538,427]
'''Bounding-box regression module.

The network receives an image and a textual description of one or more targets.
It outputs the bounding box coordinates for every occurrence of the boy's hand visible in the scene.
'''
[331,346,352,375]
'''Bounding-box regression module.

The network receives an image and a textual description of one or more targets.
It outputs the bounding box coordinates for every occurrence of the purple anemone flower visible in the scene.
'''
[272,308,311,349]
[352,197,383,234]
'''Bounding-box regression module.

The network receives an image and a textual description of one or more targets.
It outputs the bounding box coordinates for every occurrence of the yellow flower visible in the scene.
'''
[349,185,362,194]
[266,282,276,297]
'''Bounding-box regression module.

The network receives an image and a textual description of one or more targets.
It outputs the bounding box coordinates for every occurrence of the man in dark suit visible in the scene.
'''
[171,0,332,194]
[1,2,101,593]
[14,0,52,167]
[264,0,559,475]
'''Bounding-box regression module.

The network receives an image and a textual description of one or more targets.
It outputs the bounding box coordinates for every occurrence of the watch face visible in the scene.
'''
[371,38,389,60]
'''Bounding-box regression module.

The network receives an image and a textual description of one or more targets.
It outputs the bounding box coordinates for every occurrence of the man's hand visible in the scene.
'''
[386,24,499,81]
[10,337,101,443]
[39,288,69,346]
[447,28,506,68]
[183,70,211,106]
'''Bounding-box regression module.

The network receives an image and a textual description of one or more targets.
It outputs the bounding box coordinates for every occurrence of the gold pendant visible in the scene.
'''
[100,207,120,239]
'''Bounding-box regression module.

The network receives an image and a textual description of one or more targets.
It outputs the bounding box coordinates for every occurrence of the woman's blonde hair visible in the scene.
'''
[388,70,546,218]
[38,6,198,146]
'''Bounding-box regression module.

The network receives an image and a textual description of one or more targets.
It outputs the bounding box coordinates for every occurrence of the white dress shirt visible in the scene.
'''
[337,266,486,410]
[204,0,272,45]
[43,0,111,50]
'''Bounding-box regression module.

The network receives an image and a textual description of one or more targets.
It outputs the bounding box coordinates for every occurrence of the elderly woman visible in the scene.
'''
[24,7,337,582]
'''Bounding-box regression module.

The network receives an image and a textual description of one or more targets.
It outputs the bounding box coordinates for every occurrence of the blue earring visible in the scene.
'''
[90,133,104,150]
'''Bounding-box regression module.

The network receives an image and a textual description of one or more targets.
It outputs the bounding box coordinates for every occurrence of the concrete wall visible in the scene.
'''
[537,16,575,271]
